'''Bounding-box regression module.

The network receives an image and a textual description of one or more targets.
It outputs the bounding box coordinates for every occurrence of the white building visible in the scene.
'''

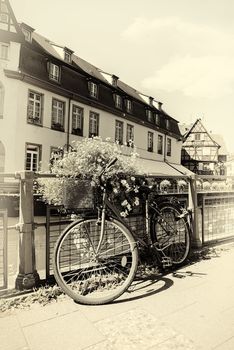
[0,0,189,178]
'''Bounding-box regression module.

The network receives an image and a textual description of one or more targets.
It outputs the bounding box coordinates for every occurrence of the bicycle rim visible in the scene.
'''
[152,204,191,265]
[53,218,138,305]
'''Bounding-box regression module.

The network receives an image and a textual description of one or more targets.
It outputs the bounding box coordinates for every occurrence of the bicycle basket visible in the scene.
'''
[62,179,95,210]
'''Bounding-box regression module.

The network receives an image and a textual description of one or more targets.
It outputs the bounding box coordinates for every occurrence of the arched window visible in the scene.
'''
[0,81,4,118]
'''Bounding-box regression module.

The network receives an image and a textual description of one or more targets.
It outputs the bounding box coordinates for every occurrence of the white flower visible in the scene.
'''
[121,200,128,206]
[121,179,127,186]
[120,211,128,218]
[113,188,119,194]
[134,197,140,206]
[130,176,135,181]
[127,204,132,211]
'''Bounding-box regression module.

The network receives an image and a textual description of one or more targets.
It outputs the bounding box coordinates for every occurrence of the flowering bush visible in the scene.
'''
[38,137,142,215]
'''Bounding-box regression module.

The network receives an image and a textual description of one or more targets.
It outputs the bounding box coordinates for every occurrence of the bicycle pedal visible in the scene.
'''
[161,257,172,268]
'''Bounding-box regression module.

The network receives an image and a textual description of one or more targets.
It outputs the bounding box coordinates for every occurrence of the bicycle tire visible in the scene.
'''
[53,217,138,305]
[151,201,191,266]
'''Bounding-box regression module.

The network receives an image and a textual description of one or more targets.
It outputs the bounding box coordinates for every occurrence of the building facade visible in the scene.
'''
[0,0,186,177]
[181,119,228,175]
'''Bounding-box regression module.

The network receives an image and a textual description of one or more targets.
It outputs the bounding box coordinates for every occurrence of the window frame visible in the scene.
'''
[155,113,160,126]
[115,94,122,109]
[88,81,98,99]
[115,120,124,144]
[125,99,132,113]
[126,124,134,147]
[89,111,99,137]
[147,131,154,152]
[167,138,172,157]
[51,98,65,131]
[27,90,43,125]
[157,134,163,155]
[146,109,153,123]
[49,62,61,82]
[71,104,83,136]
[25,143,41,172]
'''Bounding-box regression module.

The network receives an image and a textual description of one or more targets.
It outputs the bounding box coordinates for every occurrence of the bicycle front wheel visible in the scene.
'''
[151,202,191,266]
[53,217,138,305]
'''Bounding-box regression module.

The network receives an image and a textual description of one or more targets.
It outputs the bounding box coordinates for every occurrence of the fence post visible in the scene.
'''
[188,175,202,248]
[15,171,40,290]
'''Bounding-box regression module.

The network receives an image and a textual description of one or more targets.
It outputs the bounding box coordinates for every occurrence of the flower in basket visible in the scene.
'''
[177,179,187,192]
[159,179,171,193]
[37,137,142,215]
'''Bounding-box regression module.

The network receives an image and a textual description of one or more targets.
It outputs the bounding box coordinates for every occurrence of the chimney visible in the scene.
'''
[158,102,163,110]
[112,75,119,87]
[149,96,154,106]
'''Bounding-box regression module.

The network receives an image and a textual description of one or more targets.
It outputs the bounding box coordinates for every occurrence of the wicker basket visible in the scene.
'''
[62,179,95,210]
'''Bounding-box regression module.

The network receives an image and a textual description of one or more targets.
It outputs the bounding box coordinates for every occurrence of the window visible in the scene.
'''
[0,43,8,60]
[166,119,170,130]
[195,133,201,141]
[146,109,153,122]
[51,98,65,131]
[72,105,83,136]
[147,132,154,152]
[25,144,41,171]
[115,94,122,109]
[64,51,72,63]
[157,135,163,154]
[155,113,160,126]
[88,81,98,98]
[115,120,123,144]
[49,62,60,82]
[167,138,171,156]
[89,111,99,137]
[125,99,132,113]
[22,28,32,43]
[126,124,134,147]
[27,90,43,124]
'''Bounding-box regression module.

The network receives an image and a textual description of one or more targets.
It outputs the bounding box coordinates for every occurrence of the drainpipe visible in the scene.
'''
[66,97,72,152]
[163,132,167,162]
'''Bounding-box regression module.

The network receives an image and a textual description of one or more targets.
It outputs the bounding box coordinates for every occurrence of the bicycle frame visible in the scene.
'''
[96,183,190,259]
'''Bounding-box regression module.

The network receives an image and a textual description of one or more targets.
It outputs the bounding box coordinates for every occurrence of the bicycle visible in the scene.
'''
[53,159,191,305]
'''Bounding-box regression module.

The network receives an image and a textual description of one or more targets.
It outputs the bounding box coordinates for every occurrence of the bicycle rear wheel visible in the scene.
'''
[53,217,138,305]
[151,202,191,266]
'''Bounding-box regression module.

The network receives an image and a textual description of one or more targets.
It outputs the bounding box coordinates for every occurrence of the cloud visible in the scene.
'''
[142,55,234,99]
[122,17,234,99]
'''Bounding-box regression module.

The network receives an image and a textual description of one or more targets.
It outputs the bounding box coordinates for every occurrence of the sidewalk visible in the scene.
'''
[1,243,234,350]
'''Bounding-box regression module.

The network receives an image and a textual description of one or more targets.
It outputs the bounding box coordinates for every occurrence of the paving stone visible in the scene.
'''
[0,315,28,350]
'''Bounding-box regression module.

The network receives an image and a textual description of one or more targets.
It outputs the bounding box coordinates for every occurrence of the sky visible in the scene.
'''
[9,0,234,152]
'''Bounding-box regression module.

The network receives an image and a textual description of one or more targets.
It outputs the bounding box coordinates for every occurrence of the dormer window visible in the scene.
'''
[114,94,122,109]
[22,28,31,42]
[112,75,119,87]
[146,109,153,122]
[88,81,98,98]
[166,119,170,130]
[20,23,35,43]
[64,47,73,63]
[125,99,132,113]
[49,62,60,82]
[64,51,71,63]
[155,113,160,126]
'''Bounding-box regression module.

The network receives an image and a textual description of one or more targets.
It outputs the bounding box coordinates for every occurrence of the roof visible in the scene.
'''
[31,31,178,122]
[135,158,194,176]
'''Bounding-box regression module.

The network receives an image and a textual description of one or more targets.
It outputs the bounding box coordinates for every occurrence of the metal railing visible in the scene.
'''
[1,170,234,291]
